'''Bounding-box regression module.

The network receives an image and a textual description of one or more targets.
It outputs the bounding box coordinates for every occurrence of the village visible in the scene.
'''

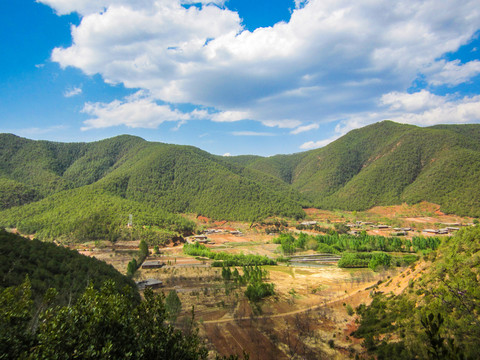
[75,202,475,359]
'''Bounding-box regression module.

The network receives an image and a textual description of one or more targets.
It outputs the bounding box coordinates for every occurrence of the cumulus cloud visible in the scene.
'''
[40,0,480,132]
[64,86,82,97]
[81,91,202,130]
[381,91,480,126]
[330,91,480,140]
[426,59,480,86]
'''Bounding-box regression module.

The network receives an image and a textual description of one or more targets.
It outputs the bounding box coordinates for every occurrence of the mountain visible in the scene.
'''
[0,134,306,240]
[1,120,479,242]
[237,121,480,217]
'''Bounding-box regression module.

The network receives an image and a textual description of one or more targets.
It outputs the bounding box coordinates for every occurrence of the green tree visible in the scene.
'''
[165,290,182,323]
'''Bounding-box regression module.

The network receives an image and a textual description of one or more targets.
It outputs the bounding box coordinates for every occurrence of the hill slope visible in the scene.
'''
[1,120,479,243]
[0,229,138,304]
[0,134,306,240]
[241,121,480,216]
[353,226,480,359]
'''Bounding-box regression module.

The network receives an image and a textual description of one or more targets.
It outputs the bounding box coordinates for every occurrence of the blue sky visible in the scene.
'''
[1,0,480,156]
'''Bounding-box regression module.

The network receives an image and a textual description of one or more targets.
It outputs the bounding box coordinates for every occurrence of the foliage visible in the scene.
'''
[0,177,39,210]
[338,252,415,270]
[276,231,439,255]
[241,121,480,217]
[183,242,276,266]
[0,186,195,243]
[0,280,209,359]
[0,229,138,304]
[165,290,182,323]
[353,226,480,359]
[220,266,275,302]
[126,258,138,277]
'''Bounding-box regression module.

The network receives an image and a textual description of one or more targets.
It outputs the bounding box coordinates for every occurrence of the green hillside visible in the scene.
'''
[0,134,305,241]
[353,226,480,359]
[242,121,480,216]
[0,229,138,304]
[1,120,479,243]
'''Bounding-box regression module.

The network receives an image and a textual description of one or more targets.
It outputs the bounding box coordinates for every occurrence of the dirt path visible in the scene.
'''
[203,288,364,324]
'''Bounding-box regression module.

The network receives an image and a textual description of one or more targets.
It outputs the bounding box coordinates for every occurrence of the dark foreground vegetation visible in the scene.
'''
[0,229,138,304]
[352,226,480,359]
[0,230,243,359]
[1,280,209,359]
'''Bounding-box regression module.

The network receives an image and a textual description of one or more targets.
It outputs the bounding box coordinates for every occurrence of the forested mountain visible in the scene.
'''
[0,134,305,240]
[1,120,479,243]
[237,121,480,217]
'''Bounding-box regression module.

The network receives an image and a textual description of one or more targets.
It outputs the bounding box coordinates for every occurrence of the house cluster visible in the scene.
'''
[423,227,460,235]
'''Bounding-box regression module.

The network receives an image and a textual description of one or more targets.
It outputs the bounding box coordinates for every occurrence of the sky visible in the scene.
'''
[1,0,480,156]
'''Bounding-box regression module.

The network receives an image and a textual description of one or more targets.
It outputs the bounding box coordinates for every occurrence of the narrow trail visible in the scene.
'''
[202,289,361,324]
[202,262,425,325]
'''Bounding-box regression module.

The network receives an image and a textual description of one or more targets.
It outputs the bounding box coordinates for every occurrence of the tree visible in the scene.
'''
[0,280,209,359]
[165,290,182,323]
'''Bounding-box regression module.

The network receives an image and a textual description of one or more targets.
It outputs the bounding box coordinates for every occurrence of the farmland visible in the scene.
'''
[76,202,474,359]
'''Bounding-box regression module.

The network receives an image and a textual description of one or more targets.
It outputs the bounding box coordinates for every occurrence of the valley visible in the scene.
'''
[67,202,473,359]
[1,122,479,359]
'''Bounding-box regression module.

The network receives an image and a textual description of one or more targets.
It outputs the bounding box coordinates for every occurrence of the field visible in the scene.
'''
[78,202,473,359]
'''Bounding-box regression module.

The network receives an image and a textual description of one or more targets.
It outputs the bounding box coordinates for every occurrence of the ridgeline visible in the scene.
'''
[1,121,479,242]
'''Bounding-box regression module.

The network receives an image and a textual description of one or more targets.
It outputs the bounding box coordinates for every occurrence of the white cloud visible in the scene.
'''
[290,123,319,134]
[81,91,197,130]
[211,111,251,122]
[380,90,445,112]
[384,93,480,126]
[426,59,480,86]
[223,152,231,156]
[64,86,83,97]
[300,135,340,150]
[334,91,480,135]
[42,0,480,131]
[232,131,276,136]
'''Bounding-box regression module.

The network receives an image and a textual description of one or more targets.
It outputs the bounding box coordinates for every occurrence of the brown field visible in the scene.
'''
[78,203,470,359]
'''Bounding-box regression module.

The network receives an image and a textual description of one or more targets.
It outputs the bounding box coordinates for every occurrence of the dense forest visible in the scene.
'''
[1,121,480,242]
[0,229,138,304]
[238,121,480,217]
[352,226,480,359]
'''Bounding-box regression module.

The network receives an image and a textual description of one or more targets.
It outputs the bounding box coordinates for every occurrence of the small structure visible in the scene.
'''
[193,235,208,240]
[446,227,460,232]
[423,229,439,234]
[136,279,163,290]
[141,260,164,269]
[300,221,317,226]
[230,230,243,236]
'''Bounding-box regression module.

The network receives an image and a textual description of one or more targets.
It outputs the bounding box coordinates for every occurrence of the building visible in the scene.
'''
[141,260,164,269]
[136,279,163,290]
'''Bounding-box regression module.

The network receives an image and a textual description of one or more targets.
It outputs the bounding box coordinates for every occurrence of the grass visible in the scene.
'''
[264,265,295,278]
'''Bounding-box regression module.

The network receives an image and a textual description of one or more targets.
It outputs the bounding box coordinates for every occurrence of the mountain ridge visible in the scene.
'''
[1,120,479,242]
